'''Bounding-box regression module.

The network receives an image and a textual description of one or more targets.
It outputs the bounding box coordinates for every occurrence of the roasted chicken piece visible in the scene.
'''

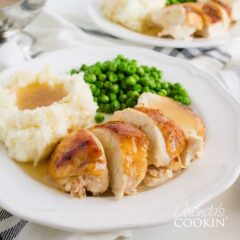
[151,4,204,40]
[92,121,149,198]
[111,108,187,168]
[137,93,206,167]
[151,1,231,39]
[198,0,240,21]
[112,107,188,187]
[197,1,231,37]
[49,129,109,198]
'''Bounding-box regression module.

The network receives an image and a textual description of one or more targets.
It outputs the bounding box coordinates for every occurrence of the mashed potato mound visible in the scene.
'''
[102,0,165,31]
[0,67,98,165]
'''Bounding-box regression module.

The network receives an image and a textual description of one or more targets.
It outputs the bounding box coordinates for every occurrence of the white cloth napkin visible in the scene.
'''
[0,7,239,240]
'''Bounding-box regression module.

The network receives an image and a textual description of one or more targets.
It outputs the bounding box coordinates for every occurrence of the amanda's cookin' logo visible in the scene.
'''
[174,201,228,228]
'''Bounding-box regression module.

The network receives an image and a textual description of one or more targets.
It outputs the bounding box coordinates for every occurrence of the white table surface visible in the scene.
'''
[46,1,240,239]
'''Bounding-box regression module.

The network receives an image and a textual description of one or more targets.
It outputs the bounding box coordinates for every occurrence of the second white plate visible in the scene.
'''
[88,0,240,49]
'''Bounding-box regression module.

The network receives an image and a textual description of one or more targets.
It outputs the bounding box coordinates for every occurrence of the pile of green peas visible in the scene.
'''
[70,55,191,123]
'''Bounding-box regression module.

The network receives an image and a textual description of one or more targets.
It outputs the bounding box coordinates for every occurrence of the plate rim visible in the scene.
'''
[87,0,240,49]
[0,46,240,232]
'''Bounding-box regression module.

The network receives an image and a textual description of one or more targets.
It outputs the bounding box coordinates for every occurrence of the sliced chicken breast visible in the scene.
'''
[197,1,231,37]
[49,129,109,198]
[92,121,149,199]
[151,4,203,40]
[111,107,187,168]
[137,93,205,167]
[198,0,240,21]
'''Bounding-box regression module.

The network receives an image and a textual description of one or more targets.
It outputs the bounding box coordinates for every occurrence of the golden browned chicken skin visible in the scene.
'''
[92,121,149,198]
[135,107,187,160]
[112,107,188,187]
[49,129,109,198]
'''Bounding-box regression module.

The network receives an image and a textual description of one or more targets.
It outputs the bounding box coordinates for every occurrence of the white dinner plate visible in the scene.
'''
[88,0,240,49]
[0,47,240,232]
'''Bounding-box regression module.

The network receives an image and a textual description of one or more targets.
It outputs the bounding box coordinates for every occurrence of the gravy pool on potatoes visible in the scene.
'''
[16,82,67,110]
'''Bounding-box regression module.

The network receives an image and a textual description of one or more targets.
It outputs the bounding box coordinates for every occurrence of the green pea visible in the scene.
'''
[104,81,112,89]
[120,103,127,110]
[181,97,191,105]
[133,84,142,92]
[110,84,119,93]
[80,64,88,72]
[127,91,139,99]
[102,103,111,113]
[130,59,138,65]
[174,95,181,101]
[142,65,150,73]
[84,73,97,83]
[108,72,118,82]
[150,66,158,72]
[174,83,182,89]
[98,73,107,81]
[161,82,169,89]
[126,98,137,107]
[119,93,127,102]
[159,90,168,96]
[118,62,128,72]
[155,83,162,91]
[149,80,156,89]
[151,72,159,80]
[120,81,127,89]
[137,67,145,76]
[95,113,105,123]
[118,73,125,81]
[110,93,117,101]
[70,69,78,75]
[116,54,125,60]
[100,94,109,103]
[111,100,120,111]
[143,86,150,92]
[132,74,140,81]
[127,65,136,74]
[126,76,136,86]
[108,62,118,72]
[96,81,104,89]
[101,61,110,72]
[90,84,97,93]
[93,88,101,97]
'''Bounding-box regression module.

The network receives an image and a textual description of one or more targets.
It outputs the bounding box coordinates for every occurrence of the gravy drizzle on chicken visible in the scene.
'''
[92,121,149,198]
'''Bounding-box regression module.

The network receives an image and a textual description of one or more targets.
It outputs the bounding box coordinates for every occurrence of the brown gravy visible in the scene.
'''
[17,160,50,186]
[17,82,67,110]
[141,26,160,36]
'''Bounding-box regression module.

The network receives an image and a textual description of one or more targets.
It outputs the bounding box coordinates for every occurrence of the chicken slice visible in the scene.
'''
[92,121,149,199]
[111,107,187,168]
[198,0,240,21]
[151,4,204,40]
[137,93,205,167]
[196,1,231,37]
[49,129,109,198]
[218,0,240,21]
